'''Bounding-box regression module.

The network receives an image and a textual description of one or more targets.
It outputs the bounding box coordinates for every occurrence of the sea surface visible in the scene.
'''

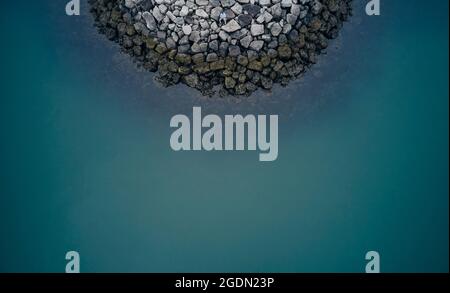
[0,0,448,272]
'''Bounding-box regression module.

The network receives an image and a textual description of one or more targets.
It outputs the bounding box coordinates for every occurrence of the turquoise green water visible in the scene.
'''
[0,1,448,272]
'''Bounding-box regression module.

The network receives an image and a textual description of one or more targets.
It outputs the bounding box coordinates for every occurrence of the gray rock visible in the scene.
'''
[283,23,292,34]
[221,19,241,33]
[249,40,264,51]
[206,53,219,62]
[312,1,323,14]
[243,4,261,17]
[261,76,273,89]
[195,9,209,18]
[228,45,241,57]
[286,13,298,25]
[152,7,164,22]
[240,35,253,48]
[280,0,292,8]
[225,76,236,89]
[219,42,229,56]
[270,22,282,36]
[221,0,236,7]
[237,14,252,27]
[166,38,177,49]
[270,3,282,18]
[182,24,192,35]
[219,30,230,41]
[191,42,208,53]
[250,24,264,36]
[224,9,236,19]
[158,4,168,14]
[142,12,157,31]
[230,28,248,39]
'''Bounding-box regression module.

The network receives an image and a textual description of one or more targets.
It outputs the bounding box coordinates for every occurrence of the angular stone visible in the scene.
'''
[209,40,219,51]
[221,19,241,33]
[155,43,168,54]
[206,53,219,62]
[237,14,252,27]
[180,6,189,17]
[248,60,263,71]
[225,76,236,89]
[183,73,199,88]
[286,13,298,25]
[249,40,264,51]
[192,53,205,64]
[231,3,243,14]
[277,45,292,59]
[243,4,261,17]
[270,23,282,36]
[281,0,292,8]
[270,3,282,18]
[142,12,156,31]
[182,25,192,35]
[175,53,192,65]
[195,9,208,18]
[239,35,253,48]
[221,0,236,8]
[291,4,300,16]
[250,24,264,36]
[152,7,164,22]
[237,55,248,66]
[210,60,225,70]
[211,7,223,21]
[228,45,241,57]
[194,63,211,74]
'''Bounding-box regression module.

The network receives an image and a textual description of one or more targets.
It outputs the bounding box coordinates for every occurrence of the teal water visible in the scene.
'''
[0,0,448,272]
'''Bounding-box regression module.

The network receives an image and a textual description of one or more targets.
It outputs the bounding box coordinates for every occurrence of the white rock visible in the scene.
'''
[152,7,164,22]
[182,24,192,35]
[231,3,243,14]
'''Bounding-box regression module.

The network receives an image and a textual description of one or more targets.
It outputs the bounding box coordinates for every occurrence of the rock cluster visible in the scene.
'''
[89,0,352,96]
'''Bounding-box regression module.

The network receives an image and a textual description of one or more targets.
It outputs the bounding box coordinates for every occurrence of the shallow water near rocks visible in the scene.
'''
[0,0,448,272]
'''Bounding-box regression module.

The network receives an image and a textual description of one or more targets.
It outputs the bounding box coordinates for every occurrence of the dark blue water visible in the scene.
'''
[0,0,448,272]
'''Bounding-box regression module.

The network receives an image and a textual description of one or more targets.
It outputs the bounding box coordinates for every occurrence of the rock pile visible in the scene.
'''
[89,0,352,96]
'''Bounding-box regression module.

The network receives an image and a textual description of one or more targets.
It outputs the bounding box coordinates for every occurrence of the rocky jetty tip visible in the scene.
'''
[89,0,352,96]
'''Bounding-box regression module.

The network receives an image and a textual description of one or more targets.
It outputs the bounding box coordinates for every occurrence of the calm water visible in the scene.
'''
[0,0,448,272]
